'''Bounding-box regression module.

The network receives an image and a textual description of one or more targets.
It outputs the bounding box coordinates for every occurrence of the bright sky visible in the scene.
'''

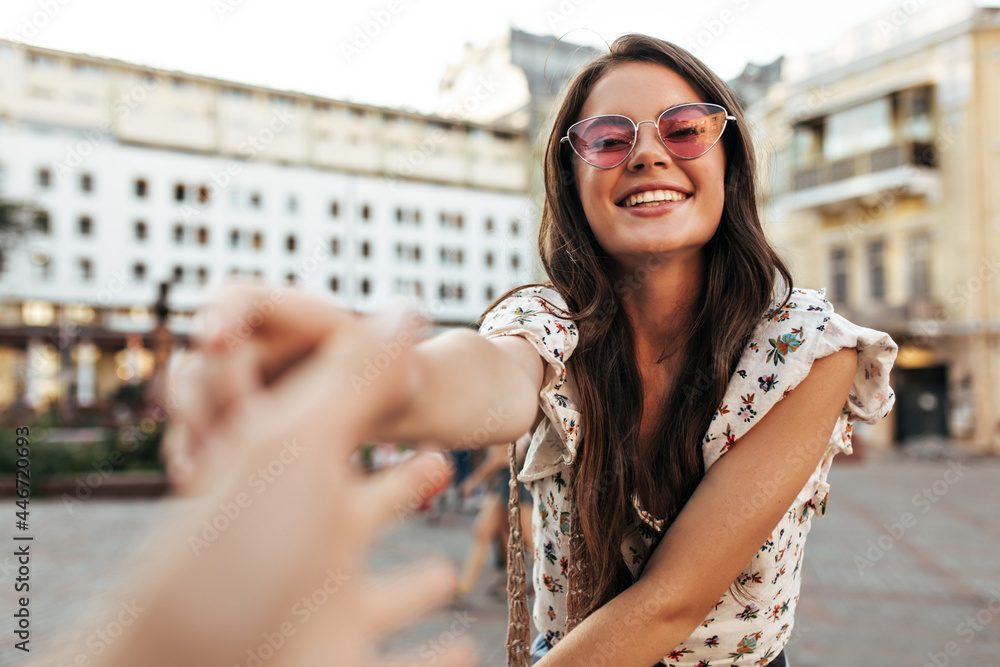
[0,0,970,114]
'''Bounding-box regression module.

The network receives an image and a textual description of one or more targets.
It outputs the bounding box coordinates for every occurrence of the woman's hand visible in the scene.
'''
[82,295,475,667]
[162,280,424,493]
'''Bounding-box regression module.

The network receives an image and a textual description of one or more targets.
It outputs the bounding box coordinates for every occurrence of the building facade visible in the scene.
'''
[0,38,535,412]
[744,1,1000,452]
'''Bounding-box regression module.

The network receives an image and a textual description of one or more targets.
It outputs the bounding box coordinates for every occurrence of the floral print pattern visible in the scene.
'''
[479,287,897,666]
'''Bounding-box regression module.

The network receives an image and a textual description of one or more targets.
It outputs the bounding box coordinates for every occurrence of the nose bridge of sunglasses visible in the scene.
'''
[632,119,671,152]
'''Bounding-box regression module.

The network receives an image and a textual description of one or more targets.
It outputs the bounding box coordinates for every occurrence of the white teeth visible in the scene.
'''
[623,189,688,207]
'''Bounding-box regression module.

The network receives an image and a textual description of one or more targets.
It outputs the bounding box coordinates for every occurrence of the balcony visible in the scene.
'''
[777,142,941,212]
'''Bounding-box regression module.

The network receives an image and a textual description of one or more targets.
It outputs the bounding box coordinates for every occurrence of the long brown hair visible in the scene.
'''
[485,34,792,627]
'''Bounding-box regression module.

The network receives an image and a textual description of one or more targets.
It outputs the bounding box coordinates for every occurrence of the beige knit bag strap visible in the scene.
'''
[505,440,532,667]
[564,472,588,634]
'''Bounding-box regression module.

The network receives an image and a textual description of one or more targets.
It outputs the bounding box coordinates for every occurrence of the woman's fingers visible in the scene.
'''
[216,300,426,455]
[200,281,358,384]
[362,452,453,526]
[360,560,460,638]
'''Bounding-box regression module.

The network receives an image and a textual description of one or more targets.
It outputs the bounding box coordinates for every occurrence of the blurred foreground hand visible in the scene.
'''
[48,285,474,667]
[163,282,424,494]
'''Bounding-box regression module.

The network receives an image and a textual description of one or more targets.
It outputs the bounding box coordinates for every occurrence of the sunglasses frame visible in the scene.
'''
[560,102,737,169]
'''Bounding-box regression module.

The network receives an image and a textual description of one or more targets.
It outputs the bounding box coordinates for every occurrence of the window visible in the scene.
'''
[230,229,240,248]
[395,207,403,223]
[80,173,93,193]
[288,196,298,214]
[361,204,371,221]
[286,234,297,253]
[78,258,93,281]
[485,252,493,267]
[824,98,892,162]
[485,285,495,301]
[440,212,463,229]
[173,224,185,244]
[175,184,186,202]
[197,267,209,285]
[329,276,340,293]
[133,262,147,281]
[34,211,50,234]
[285,272,297,286]
[197,227,209,246]
[511,254,520,270]
[361,240,371,258]
[250,192,261,208]
[198,186,210,205]
[830,247,848,303]
[134,220,147,241]
[867,240,886,301]
[78,216,93,236]
[908,233,932,298]
[510,220,520,235]
[330,201,340,218]
[135,179,148,198]
[252,231,263,250]
[330,238,340,256]
[485,217,494,233]
[172,265,184,283]
[31,252,52,280]
[38,169,51,188]
[360,278,371,295]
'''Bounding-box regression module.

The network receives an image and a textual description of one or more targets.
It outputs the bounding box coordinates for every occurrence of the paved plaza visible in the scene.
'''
[2,452,999,667]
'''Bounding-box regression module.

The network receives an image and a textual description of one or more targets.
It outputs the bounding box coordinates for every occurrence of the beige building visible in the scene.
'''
[0,38,535,414]
[741,1,1000,452]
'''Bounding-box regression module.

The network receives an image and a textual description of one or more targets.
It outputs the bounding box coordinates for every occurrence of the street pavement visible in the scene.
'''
[2,452,999,667]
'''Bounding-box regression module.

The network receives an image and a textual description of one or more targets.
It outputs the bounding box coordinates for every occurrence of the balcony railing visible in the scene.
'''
[792,142,936,192]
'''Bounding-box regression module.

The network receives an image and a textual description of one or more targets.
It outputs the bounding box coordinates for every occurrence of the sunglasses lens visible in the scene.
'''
[567,116,635,167]
[658,104,728,158]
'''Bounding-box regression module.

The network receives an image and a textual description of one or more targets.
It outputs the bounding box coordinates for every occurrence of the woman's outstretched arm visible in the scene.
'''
[536,347,858,667]
[164,282,544,491]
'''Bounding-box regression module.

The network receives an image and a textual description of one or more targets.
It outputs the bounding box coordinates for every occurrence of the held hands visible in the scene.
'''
[89,283,477,667]
[162,282,424,493]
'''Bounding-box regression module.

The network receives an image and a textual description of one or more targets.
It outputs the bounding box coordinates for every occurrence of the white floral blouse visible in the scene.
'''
[478,285,897,666]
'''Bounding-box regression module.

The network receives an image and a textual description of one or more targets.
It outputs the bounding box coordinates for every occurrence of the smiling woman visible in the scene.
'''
[149,31,896,667]
[476,34,898,666]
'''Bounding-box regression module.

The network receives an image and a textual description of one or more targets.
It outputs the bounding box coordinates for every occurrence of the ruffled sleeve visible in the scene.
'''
[478,286,582,481]
[701,287,897,513]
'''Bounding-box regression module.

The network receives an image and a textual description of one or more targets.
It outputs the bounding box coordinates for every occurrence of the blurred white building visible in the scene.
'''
[0,38,534,412]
